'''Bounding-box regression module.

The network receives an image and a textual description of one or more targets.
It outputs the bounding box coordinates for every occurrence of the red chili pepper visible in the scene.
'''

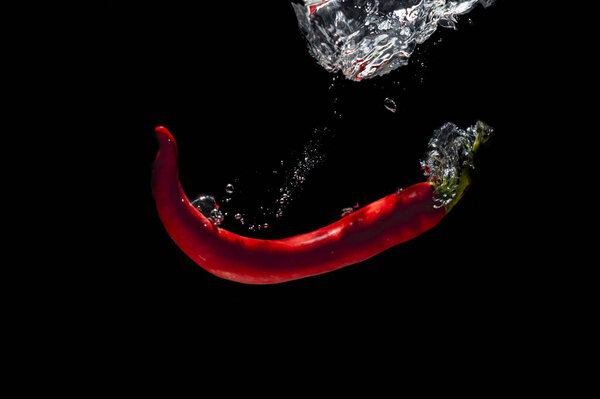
[153,125,485,284]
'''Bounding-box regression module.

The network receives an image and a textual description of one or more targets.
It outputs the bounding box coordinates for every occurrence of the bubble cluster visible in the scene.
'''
[206,128,329,233]
[192,195,224,226]
[420,121,493,208]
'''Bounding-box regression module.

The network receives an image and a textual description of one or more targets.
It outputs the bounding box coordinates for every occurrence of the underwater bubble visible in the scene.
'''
[384,98,397,113]
[209,208,224,225]
[225,183,234,194]
[341,207,354,217]
[192,195,218,216]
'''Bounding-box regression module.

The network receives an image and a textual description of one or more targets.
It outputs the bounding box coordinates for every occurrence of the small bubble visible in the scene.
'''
[341,207,354,217]
[234,213,242,220]
[384,98,397,113]
[263,223,269,230]
[225,184,234,194]
[394,188,404,196]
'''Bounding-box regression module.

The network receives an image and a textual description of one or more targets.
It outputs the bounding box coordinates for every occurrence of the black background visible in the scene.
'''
[94,1,577,355]
[2,0,589,390]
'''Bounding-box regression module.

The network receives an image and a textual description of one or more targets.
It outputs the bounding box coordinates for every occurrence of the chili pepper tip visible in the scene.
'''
[154,126,176,144]
[155,126,169,136]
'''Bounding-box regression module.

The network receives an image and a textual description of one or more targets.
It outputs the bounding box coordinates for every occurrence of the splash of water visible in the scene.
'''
[420,120,493,208]
[292,0,495,81]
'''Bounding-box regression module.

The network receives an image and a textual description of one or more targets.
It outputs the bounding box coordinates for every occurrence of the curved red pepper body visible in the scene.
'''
[153,126,446,284]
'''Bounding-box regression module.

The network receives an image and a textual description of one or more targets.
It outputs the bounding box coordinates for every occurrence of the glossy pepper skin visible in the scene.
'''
[153,126,446,284]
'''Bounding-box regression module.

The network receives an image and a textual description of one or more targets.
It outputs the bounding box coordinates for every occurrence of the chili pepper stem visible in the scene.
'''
[433,121,493,214]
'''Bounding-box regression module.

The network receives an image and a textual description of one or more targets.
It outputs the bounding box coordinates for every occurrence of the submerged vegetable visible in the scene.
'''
[152,122,491,284]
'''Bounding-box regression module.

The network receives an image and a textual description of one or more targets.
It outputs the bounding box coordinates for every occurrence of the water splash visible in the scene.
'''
[420,121,493,208]
[293,0,495,81]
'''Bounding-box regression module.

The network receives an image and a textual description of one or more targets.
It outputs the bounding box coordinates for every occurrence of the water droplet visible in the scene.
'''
[263,223,269,230]
[234,213,242,220]
[384,98,397,113]
[394,188,404,196]
[225,184,234,194]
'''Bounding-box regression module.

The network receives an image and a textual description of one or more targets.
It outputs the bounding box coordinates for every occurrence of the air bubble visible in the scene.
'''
[384,98,397,113]
[225,184,234,194]
[209,208,224,225]
[341,207,354,217]
[192,195,218,216]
